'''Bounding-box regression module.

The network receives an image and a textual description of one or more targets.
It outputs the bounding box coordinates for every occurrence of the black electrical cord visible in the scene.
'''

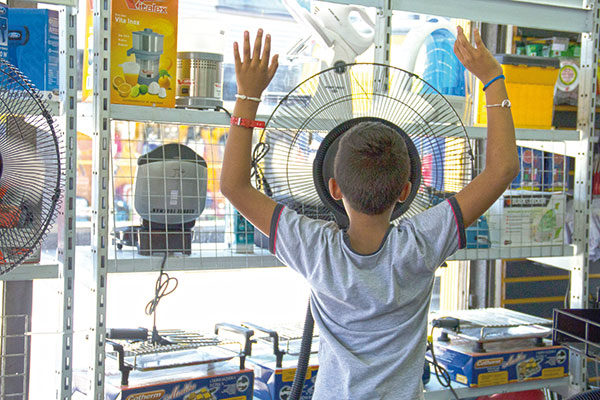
[427,326,460,400]
[251,141,271,195]
[214,105,232,118]
[145,252,178,344]
[564,272,571,308]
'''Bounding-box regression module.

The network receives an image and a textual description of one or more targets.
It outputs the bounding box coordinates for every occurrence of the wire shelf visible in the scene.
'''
[553,309,600,361]
[0,315,29,400]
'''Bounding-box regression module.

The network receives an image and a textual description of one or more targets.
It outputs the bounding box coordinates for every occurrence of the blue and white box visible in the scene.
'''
[0,5,8,60]
[8,8,59,100]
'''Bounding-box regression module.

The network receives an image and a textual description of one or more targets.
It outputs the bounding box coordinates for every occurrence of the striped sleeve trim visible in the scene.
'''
[447,197,466,250]
[269,204,285,254]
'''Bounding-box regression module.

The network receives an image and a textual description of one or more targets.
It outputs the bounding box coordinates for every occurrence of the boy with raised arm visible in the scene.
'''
[220,27,518,399]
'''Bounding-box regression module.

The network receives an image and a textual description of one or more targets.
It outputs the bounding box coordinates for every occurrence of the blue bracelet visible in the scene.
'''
[483,74,505,91]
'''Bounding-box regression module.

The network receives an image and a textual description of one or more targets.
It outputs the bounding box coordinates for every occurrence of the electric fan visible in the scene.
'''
[257,62,473,228]
[254,62,473,399]
[0,59,62,274]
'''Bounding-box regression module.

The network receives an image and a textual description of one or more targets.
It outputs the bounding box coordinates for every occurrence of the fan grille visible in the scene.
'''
[257,63,472,224]
[0,59,63,274]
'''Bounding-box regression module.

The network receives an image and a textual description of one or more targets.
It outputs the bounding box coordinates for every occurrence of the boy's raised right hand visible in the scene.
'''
[454,26,503,85]
[233,29,279,99]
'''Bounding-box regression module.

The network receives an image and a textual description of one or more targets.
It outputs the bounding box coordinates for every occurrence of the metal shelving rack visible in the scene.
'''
[1,0,78,399]
[56,5,78,399]
[85,0,599,397]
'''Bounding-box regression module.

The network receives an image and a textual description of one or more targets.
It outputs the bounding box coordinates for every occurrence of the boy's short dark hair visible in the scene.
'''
[333,121,410,215]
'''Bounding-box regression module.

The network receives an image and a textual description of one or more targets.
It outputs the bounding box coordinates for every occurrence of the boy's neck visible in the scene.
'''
[345,208,393,255]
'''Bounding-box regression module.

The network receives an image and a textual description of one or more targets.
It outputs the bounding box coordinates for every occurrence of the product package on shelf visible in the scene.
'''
[242,322,319,400]
[110,0,178,107]
[0,5,7,60]
[555,58,580,106]
[99,362,254,400]
[488,191,566,247]
[543,152,572,192]
[226,207,255,254]
[510,147,543,191]
[476,55,560,129]
[7,8,59,100]
[250,356,318,400]
[431,338,568,388]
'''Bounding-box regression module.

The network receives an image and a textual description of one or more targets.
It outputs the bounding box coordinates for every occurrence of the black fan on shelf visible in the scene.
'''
[0,59,62,274]
[253,62,473,399]
[257,62,473,228]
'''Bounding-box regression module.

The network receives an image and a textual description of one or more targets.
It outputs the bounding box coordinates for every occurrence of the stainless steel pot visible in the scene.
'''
[176,51,223,108]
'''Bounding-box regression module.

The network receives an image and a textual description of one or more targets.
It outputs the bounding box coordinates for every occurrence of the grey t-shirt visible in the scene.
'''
[269,198,466,400]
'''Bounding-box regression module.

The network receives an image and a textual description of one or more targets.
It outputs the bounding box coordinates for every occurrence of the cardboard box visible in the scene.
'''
[430,338,568,388]
[544,152,573,192]
[511,147,544,191]
[0,5,7,60]
[7,9,59,100]
[488,191,565,247]
[110,0,178,107]
[102,361,254,400]
[248,353,318,400]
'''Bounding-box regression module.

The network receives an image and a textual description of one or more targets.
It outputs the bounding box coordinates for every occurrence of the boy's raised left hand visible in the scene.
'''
[454,26,503,85]
[234,29,279,99]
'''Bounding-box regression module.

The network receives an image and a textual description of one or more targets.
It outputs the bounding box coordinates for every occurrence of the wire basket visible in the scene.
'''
[553,309,600,360]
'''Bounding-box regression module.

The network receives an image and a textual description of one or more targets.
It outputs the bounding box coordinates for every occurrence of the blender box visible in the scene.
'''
[110,0,178,107]
[510,147,543,191]
[488,191,566,247]
[248,353,318,400]
[7,8,59,100]
[430,338,568,388]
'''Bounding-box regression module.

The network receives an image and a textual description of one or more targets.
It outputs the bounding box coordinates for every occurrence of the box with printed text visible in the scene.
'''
[248,353,318,400]
[430,338,568,388]
[101,362,254,400]
[110,0,178,107]
[488,191,565,247]
[8,8,59,100]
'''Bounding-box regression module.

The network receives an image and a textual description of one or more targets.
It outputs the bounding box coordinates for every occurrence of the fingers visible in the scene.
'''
[473,28,485,50]
[253,29,263,63]
[454,27,469,62]
[261,34,271,66]
[233,42,241,71]
[243,31,251,63]
[268,54,279,80]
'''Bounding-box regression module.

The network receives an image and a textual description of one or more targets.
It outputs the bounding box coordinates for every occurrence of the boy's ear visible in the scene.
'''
[398,181,412,202]
[329,178,343,201]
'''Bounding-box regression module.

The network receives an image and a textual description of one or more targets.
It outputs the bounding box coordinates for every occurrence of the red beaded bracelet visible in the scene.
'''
[230,116,266,129]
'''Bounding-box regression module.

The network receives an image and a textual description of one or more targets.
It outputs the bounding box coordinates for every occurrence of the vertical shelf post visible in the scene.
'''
[91,0,111,397]
[56,5,78,399]
[568,0,598,393]
[374,0,392,65]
